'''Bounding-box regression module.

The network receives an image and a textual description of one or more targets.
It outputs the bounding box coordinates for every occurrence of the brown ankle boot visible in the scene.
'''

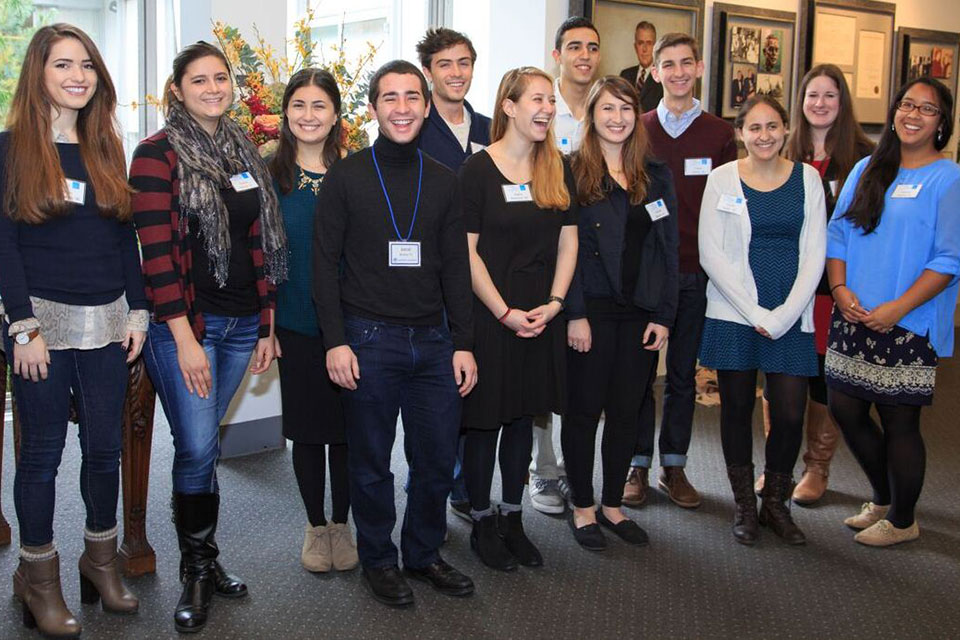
[622,466,649,507]
[754,398,773,495]
[759,471,806,545]
[793,400,840,506]
[79,528,139,613]
[13,550,82,637]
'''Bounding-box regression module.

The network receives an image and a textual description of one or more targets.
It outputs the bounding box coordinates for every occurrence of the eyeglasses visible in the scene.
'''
[895,100,941,116]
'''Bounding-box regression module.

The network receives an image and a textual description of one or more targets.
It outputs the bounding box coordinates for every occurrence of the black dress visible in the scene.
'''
[460,150,578,430]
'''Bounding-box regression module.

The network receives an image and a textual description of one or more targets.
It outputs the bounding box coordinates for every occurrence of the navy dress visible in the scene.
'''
[699,162,818,376]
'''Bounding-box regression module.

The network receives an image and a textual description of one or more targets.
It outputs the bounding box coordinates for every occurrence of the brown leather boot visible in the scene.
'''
[621,466,649,507]
[754,397,773,495]
[792,400,840,506]
[658,467,701,508]
[79,528,139,613]
[759,471,806,545]
[13,549,82,637]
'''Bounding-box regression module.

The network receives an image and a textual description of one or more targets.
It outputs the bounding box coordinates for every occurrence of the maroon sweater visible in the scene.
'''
[641,110,737,273]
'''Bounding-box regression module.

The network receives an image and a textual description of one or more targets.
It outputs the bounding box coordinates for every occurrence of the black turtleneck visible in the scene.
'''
[313,133,474,350]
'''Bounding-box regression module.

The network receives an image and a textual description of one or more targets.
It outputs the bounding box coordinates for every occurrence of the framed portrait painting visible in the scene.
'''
[895,27,960,101]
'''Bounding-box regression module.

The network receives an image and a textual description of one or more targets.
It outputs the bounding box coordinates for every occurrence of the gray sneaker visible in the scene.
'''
[529,478,565,514]
[557,476,573,505]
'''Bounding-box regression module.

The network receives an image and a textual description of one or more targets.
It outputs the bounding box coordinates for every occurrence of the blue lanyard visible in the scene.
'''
[371,147,422,242]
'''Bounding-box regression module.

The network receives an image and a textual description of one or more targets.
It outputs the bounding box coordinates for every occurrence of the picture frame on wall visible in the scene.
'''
[709,3,798,120]
[894,27,960,101]
[586,0,706,96]
[800,0,895,126]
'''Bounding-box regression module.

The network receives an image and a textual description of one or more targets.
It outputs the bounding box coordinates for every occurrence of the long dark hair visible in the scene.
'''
[269,68,342,195]
[785,64,874,193]
[844,77,954,233]
[162,41,232,116]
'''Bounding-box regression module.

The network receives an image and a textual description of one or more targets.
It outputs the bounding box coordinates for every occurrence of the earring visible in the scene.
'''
[937,128,944,143]
[891,123,895,131]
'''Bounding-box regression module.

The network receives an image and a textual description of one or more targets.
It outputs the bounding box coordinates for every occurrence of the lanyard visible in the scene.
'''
[371,147,422,241]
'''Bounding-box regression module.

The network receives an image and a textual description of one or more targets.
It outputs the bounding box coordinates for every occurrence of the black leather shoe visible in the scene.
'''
[210,561,247,598]
[175,562,215,634]
[403,559,474,597]
[499,510,543,567]
[595,509,649,546]
[470,514,517,571]
[568,512,607,551]
[362,566,414,607]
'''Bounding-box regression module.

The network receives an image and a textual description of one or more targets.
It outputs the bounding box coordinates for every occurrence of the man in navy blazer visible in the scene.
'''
[619,21,663,113]
[417,28,491,172]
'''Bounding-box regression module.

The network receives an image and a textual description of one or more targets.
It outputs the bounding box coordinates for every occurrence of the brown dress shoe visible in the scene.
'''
[621,466,649,507]
[658,467,701,508]
[793,400,840,506]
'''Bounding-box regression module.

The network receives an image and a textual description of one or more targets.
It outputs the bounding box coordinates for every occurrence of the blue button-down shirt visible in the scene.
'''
[656,98,702,139]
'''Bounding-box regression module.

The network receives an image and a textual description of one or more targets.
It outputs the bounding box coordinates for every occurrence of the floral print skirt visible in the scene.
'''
[824,308,937,406]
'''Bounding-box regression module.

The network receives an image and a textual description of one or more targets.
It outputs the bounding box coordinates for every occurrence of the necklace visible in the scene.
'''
[297,167,324,195]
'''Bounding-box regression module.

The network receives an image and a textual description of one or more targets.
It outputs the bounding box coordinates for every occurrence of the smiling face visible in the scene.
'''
[44,37,97,115]
[553,27,600,87]
[634,27,656,68]
[285,84,337,148]
[424,42,474,104]
[368,72,428,144]
[592,89,636,147]
[738,102,787,161]
[652,43,702,101]
[802,74,841,132]
[894,83,943,153]
[172,55,232,131]
[504,75,556,143]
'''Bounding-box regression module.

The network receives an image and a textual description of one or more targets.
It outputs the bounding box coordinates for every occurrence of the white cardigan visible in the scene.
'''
[698,160,826,341]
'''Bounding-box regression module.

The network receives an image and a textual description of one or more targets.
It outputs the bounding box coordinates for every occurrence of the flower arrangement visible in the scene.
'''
[212,3,379,155]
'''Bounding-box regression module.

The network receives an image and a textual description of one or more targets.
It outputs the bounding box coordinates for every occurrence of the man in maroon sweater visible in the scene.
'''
[623,33,738,509]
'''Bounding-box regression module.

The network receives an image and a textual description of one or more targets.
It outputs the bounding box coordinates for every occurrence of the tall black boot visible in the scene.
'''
[726,464,760,545]
[759,471,806,545]
[173,493,218,634]
[176,496,248,598]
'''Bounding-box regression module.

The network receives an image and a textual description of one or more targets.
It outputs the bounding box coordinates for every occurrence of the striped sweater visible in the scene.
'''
[129,130,274,340]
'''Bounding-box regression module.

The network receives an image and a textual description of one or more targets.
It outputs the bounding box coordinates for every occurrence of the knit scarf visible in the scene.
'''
[164,100,287,286]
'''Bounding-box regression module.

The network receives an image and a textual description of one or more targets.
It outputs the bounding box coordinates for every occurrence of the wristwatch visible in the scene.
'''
[547,295,565,309]
[14,329,39,345]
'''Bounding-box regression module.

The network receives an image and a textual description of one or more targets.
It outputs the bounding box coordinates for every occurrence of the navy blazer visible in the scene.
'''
[419,99,492,171]
[619,65,664,113]
[566,159,679,328]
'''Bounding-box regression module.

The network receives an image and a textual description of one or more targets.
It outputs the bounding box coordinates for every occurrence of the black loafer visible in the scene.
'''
[568,513,607,551]
[404,559,474,597]
[362,566,414,607]
[596,509,649,546]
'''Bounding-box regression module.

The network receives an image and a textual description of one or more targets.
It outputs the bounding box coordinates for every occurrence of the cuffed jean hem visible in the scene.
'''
[661,454,688,467]
[631,455,652,468]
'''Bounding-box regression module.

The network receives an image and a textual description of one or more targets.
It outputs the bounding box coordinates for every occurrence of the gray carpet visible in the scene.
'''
[2,355,959,639]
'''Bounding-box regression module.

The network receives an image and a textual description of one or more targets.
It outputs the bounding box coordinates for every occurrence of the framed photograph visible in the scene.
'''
[895,28,960,102]
[800,0,895,126]
[710,3,798,120]
[586,0,706,93]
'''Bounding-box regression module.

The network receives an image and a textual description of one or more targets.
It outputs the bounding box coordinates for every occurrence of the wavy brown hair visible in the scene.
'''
[572,76,649,206]
[4,24,132,223]
[490,67,570,210]
[785,64,874,193]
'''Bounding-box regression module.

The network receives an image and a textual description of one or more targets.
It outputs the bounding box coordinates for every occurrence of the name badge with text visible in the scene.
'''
[65,179,86,205]
[229,172,259,192]
[645,198,670,221]
[891,183,922,199]
[502,184,534,203]
[558,137,572,155]
[717,194,746,215]
[828,180,839,198]
[684,158,712,176]
[389,241,421,267]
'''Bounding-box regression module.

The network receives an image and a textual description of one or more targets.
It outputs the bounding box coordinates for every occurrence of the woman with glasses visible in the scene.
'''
[825,77,960,547]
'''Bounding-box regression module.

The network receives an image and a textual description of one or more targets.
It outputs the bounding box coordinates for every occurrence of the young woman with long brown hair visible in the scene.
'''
[0,23,145,637]
[459,66,578,571]
[561,76,678,551]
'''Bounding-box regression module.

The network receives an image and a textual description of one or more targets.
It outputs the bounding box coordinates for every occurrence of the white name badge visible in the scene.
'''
[64,179,86,205]
[229,172,259,192]
[558,137,572,155]
[684,157,712,176]
[502,184,534,203]
[717,193,746,215]
[828,180,839,198]
[645,198,670,221]
[389,241,421,267]
[891,183,922,199]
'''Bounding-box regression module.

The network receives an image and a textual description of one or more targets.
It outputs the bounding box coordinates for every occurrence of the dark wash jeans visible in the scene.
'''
[5,331,129,547]
[144,313,259,494]
[340,315,461,570]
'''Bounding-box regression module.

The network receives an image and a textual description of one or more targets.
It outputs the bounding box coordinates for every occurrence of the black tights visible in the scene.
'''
[717,370,807,474]
[828,389,924,528]
[292,442,350,526]
[463,417,533,514]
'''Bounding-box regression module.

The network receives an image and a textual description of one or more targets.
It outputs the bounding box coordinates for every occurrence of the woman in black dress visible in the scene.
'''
[460,66,578,571]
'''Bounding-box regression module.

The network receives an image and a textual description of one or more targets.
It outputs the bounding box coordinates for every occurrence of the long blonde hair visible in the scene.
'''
[490,67,570,210]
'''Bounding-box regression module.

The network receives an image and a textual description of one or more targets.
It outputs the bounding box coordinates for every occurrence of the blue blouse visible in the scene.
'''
[827,156,960,356]
[275,168,324,337]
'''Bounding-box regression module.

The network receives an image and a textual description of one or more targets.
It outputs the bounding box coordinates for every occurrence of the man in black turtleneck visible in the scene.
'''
[313,60,477,607]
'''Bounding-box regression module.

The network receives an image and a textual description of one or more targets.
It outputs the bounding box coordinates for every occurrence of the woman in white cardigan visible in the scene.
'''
[698,95,826,546]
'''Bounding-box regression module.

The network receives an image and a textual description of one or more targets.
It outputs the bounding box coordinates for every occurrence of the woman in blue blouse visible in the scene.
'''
[268,69,357,571]
[826,77,960,547]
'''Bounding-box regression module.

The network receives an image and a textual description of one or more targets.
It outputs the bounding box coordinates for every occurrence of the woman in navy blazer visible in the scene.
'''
[561,76,679,551]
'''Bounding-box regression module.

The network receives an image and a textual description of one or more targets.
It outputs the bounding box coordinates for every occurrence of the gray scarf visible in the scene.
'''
[164,100,287,286]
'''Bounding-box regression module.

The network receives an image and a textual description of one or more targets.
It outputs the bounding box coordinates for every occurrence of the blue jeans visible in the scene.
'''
[144,313,259,494]
[341,315,461,569]
[5,335,128,547]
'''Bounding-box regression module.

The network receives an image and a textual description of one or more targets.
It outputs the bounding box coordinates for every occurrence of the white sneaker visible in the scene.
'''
[529,478,565,514]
